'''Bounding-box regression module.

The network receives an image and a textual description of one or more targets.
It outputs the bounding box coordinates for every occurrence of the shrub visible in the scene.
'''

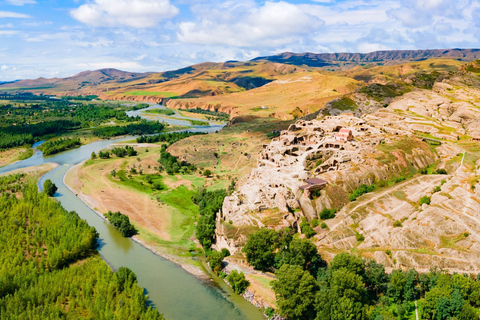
[355,232,365,242]
[221,248,231,258]
[319,208,337,220]
[226,270,250,294]
[203,169,212,177]
[419,196,431,205]
[300,218,316,238]
[265,307,276,319]
[349,184,376,201]
[436,169,447,174]
[393,220,403,228]
[433,186,441,193]
[311,219,320,228]
[320,222,328,229]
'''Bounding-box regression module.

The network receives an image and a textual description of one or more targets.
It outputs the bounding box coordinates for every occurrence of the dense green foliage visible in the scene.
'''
[319,208,337,220]
[39,137,81,155]
[43,179,57,197]
[179,107,230,122]
[226,270,250,294]
[300,218,316,238]
[0,173,25,193]
[0,178,162,319]
[158,145,196,175]
[111,145,137,158]
[243,228,325,274]
[0,95,161,150]
[137,131,206,145]
[192,188,227,250]
[349,184,377,201]
[266,246,480,320]
[104,211,137,237]
[93,120,164,139]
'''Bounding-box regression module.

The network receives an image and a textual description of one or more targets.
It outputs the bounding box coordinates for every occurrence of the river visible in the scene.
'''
[0,105,264,320]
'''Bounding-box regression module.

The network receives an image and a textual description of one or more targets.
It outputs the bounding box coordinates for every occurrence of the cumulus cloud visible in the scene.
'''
[0,11,31,18]
[177,1,323,47]
[6,0,36,5]
[71,0,179,28]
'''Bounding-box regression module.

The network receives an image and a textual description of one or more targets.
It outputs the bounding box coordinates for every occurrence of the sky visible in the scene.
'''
[0,0,479,81]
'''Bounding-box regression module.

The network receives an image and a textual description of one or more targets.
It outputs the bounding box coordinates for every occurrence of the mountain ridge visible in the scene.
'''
[252,48,480,68]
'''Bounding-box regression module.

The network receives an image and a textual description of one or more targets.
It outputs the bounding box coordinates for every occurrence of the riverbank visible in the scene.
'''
[0,162,59,178]
[64,160,209,280]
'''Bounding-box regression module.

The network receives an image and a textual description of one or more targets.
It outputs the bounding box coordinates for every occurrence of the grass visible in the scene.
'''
[124,90,179,98]
[440,233,469,251]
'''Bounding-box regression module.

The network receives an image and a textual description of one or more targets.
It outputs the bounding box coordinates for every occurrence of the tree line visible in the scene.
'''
[38,137,81,155]
[136,131,206,145]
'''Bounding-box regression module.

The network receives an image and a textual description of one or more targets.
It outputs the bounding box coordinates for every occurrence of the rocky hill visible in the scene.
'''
[215,61,480,274]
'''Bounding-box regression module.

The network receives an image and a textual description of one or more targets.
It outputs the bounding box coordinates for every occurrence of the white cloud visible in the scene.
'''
[178,1,323,47]
[0,11,31,18]
[6,0,36,5]
[71,0,179,28]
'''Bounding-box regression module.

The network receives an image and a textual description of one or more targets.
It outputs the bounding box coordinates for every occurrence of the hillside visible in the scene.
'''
[213,60,480,274]
[1,49,478,120]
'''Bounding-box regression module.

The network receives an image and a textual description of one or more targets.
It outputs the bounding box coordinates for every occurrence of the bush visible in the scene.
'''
[203,169,212,177]
[319,208,337,220]
[226,270,250,294]
[393,220,403,228]
[265,307,276,319]
[43,179,57,197]
[311,219,320,228]
[300,218,316,238]
[349,184,376,201]
[355,232,365,242]
[221,248,231,257]
[419,196,431,205]
[436,169,447,174]
[320,222,328,229]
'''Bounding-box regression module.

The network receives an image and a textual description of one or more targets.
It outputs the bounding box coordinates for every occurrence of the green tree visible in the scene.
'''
[458,304,478,320]
[43,179,57,197]
[330,296,363,320]
[272,264,319,320]
[435,296,452,320]
[387,270,407,302]
[330,253,365,277]
[243,228,278,271]
[91,151,96,159]
[404,269,419,301]
[276,238,324,277]
[330,268,365,303]
[226,270,249,294]
[209,250,224,273]
[364,259,388,295]
[116,267,137,292]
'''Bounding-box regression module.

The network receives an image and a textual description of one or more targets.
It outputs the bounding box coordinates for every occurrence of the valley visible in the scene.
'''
[2,52,480,320]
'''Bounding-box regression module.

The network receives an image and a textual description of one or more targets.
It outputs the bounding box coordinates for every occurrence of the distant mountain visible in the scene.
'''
[252,49,480,69]
[0,68,152,92]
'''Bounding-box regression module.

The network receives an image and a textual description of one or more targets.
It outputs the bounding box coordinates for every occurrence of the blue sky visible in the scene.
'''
[0,0,479,81]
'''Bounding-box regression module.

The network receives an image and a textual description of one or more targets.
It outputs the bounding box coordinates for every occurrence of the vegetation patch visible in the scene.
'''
[144,108,175,116]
